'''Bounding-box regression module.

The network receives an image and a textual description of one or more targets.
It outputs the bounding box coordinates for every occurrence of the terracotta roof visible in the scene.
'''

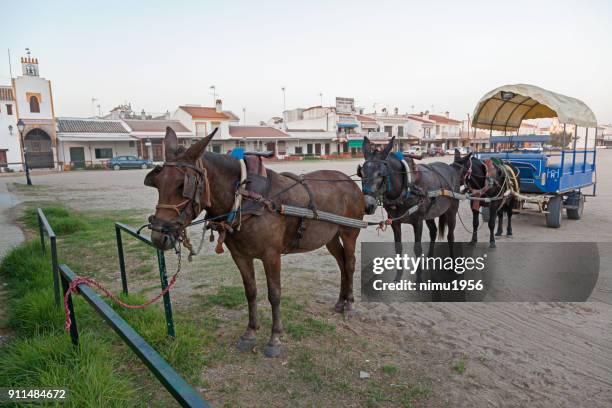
[355,114,377,123]
[124,119,190,133]
[179,106,230,120]
[413,113,461,125]
[229,126,291,139]
[57,118,129,134]
[407,115,435,124]
[0,86,14,101]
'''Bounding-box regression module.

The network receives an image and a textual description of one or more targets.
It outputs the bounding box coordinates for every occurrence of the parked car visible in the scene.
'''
[427,146,445,157]
[446,146,469,155]
[108,156,153,170]
[405,145,423,156]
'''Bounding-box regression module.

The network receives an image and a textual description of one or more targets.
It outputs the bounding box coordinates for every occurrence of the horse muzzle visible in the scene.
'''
[364,195,378,215]
[151,230,178,251]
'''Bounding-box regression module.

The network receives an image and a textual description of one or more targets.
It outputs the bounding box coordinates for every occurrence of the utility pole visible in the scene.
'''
[319,92,323,106]
[242,107,246,125]
[281,86,286,112]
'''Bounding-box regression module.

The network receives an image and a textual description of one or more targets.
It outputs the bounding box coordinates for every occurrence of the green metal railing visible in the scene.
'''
[59,264,209,408]
[34,209,208,407]
[115,222,175,337]
[36,208,60,306]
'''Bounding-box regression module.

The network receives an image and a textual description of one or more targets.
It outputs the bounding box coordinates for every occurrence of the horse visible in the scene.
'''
[358,137,460,280]
[452,150,518,248]
[144,127,365,357]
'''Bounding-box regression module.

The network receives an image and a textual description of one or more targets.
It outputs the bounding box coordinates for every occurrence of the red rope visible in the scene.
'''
[63,271,180,332]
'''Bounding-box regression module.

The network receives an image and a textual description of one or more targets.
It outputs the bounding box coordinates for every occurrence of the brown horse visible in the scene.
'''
[145,127,364,357]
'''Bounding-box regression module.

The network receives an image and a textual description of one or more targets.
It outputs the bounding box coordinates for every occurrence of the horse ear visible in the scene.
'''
[382,136,395,158]
[454,148,461,162]
[184,127,218,161]
[356,164,362,178]
[164,127,178,161]
[363,137,372,159]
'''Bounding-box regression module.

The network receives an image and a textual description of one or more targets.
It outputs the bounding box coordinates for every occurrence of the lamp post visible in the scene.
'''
[16,119,32,185]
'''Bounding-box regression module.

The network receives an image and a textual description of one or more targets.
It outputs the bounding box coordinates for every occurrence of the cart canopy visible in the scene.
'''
[472,84,597,131]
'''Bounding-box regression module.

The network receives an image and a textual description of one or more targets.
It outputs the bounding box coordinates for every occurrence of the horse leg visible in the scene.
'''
[426,218,437,257]
[506,202,514,236]
[488,203,498,248]
[469,208,479,245]
[391,221,403,282]
[326,234,348,312]
[262,254,283,358]
[495,209,504,236]
[446,205,457,258]
[230,254,259,352]
[340,227,359,317]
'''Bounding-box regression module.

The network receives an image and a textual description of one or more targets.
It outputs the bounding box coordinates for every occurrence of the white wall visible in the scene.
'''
[13,76,54,120]
[58,140,138,165]
[0,101,20,169]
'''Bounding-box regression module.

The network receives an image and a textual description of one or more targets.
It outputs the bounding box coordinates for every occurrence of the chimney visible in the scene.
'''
[445,111,450,119]
[423,110,430,120]
[359,107,364,114]
[215,99,222,113]
[394,107,398,115]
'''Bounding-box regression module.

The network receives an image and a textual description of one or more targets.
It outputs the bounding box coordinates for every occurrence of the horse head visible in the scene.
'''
[358,136,402,214]
[144,126,217,250]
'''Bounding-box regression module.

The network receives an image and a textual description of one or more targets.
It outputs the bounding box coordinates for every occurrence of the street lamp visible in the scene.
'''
[16,119,32,185]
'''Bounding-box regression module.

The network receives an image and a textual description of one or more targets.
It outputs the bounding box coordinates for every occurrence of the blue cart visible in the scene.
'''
[469,84,598,228]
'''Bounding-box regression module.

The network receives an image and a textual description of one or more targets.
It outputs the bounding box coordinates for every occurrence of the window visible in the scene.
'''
[6,104,12,115]
[307,144,313,154]
[294,146,303,155]
[95,148,113,159]
[398,126,404,137]
[212,144,222,153]
[129,141,135,147]
[29,96,40,113]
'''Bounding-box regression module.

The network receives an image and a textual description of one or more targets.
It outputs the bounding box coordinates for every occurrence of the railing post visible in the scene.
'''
[115,225,129,295]
[50,236,60,307]
[157,249,175,338]
[60,273,79,346]
[37,210,46,255]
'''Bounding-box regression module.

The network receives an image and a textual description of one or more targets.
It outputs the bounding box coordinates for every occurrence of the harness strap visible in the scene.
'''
[156,199,191,216]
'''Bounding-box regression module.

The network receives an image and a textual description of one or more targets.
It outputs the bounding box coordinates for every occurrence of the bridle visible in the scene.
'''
[148,157,211,235]
[360,153,415,203]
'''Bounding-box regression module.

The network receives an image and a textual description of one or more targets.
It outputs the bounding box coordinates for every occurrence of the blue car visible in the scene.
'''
[108,155,153,170]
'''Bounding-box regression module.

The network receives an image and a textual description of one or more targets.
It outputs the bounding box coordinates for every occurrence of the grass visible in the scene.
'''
[0,204,224,406]
[453,358,466,374]
[382,364,398,375]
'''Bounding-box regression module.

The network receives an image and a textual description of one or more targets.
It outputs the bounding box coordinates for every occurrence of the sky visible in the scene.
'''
[2,0,611,124]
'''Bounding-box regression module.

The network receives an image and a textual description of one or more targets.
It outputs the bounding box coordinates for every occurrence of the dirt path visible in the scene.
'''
[4,152,612,406]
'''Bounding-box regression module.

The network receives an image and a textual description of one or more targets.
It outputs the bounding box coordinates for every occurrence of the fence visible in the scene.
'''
[115,222,175,337]
[36,208,208,408]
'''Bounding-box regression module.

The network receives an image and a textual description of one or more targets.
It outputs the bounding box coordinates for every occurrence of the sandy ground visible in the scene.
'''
[3,151,612,407]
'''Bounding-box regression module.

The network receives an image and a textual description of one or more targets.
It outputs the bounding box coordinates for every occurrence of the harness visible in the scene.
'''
[361,151,417,203]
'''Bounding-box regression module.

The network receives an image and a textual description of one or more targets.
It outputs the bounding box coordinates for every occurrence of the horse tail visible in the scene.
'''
[438,214,446,240]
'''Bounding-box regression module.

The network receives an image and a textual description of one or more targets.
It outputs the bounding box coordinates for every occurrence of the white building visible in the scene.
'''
[124,119,193,161]
[0,54,57,170]
[0,86,18,170]
[56,118,134,168]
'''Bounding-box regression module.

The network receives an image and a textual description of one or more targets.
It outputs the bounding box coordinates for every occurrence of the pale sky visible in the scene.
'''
[3,0,611,124]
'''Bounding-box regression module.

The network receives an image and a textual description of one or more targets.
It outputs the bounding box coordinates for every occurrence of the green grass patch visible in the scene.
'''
[453,358,466,374]
[19,204,88,235]
[400,384,432,408]
[382,364,398,375]
[205,285,245,309]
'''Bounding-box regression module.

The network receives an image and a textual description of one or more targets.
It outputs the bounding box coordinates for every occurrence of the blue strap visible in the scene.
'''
[230,148,245,160]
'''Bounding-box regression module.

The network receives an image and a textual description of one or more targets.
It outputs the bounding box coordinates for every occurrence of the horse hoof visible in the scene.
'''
[236,337,257,352]
[489,242,497,249]
[264,343,281,358]
[507,232,513,236]
[495,232,502,237]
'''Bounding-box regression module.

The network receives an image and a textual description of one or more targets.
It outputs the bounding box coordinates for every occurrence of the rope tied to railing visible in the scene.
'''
[63,248,183,332]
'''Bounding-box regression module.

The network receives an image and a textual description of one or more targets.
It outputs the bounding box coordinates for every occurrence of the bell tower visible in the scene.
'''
[21,48,39,77]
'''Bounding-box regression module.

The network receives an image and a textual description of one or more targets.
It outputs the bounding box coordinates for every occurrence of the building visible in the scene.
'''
[174,100,238,140]
[0,53,58,170]
[0,86,17,169]
[227,126,294,157]
[597,124,612,148]
[124,119,193,161]
[56,118,134,168]
[411,111,462,149]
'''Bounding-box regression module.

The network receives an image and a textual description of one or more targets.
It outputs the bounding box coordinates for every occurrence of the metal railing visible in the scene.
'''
[37,208,61,306]
[34,208,208,407]
[115,222,175,337]
[59,264,209,408]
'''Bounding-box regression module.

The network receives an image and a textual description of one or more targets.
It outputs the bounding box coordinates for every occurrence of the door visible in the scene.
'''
[324,143,330,155]
[152,142,164,161]
[25,129,54,168]
[69,147,85,169]
[315,143,321,155]
[0,150,7,167]
[265,142,276,155]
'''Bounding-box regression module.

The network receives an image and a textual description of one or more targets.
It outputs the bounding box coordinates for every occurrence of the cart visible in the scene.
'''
[469,84,598,228]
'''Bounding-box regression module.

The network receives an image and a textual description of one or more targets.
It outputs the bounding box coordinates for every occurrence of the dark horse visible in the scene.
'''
[145,128,364,357]
[452,150,517,248]
[358,137,460,277]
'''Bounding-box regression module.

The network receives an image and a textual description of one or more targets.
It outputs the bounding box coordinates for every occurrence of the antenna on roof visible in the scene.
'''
[7,49,13,78]
[25,47,31,57]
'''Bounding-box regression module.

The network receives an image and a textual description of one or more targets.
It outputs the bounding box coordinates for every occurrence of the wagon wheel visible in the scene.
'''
[546,196,562,228]
[566,192,584,220]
